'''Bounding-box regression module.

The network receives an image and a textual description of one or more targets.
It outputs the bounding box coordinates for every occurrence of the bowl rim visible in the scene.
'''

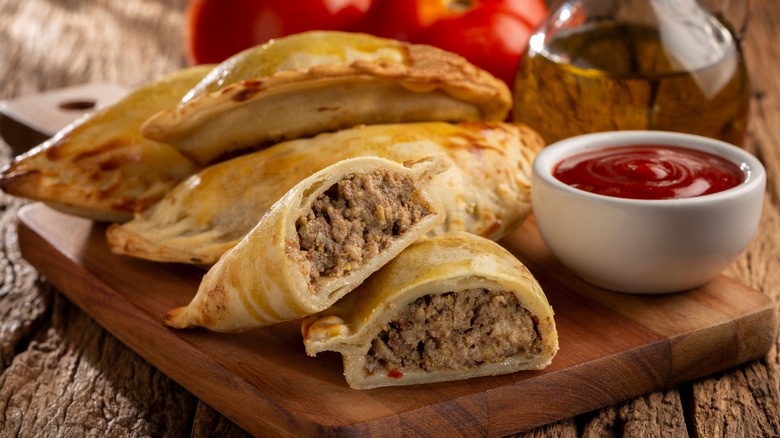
[533,130,767,205]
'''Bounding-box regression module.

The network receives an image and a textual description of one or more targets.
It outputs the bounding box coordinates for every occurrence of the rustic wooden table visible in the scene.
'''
[1,0,778,436]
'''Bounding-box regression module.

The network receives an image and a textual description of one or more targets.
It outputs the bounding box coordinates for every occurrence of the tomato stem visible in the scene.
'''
[447,0,474,12]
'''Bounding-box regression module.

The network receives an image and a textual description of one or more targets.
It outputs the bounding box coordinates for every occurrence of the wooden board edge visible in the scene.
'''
[14,202,779,437]
[15,205,329,436]
[667,303,778,385]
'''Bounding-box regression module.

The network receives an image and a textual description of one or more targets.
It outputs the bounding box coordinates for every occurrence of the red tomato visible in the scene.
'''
[185,0,375,65]
[358,0,548,88]
[414,4,542,88]
[354,0,460,41]
[357,0,546,40]
[488,0,548,27]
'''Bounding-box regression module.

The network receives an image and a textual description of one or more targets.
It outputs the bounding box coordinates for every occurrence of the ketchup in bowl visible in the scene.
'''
[552,145,745,200]
[533,131,766,293]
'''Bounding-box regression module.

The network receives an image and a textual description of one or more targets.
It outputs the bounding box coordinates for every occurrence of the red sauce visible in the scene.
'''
[552,145,744,200]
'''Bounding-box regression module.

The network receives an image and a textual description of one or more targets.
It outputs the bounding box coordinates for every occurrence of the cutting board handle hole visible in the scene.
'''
[59,100,96,111]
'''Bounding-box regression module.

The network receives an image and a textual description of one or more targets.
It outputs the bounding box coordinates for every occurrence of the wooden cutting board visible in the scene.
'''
[15,202,776,437]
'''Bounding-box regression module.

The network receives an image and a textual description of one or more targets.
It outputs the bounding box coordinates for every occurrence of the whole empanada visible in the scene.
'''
[0,66,212,222]
[163,155,449,331]
[302,232,559,390]
[141,31,512,165]
[107,122,543,265]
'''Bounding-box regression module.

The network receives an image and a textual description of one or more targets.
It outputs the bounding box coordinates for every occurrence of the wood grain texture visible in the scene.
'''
[13,203,776,437]
[684,1,780,436]
[0,0,779,436]
[0,292,198,437]
[0,0,215,435]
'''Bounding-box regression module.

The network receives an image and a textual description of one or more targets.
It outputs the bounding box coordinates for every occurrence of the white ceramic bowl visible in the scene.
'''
[532,131,766,294]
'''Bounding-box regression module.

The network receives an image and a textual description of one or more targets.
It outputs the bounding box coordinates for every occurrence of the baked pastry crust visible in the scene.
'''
[0,66,211,222]
[107,122,543,265]
[163,155,448,331]
[141,31,512,165]
[302,232,559,390]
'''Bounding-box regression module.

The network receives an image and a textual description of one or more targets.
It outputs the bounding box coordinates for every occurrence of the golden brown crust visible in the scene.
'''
[107,122,542,265]
[0,66,212,222]
[162,155,450,332]
[302,232,559,389]
[141,31,512,165]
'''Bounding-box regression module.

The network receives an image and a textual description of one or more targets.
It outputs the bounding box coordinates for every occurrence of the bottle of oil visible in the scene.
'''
[513,0,751,147]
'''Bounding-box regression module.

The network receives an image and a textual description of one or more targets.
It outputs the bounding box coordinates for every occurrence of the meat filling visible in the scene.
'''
[365,289,543,376]
[295,170,430,288]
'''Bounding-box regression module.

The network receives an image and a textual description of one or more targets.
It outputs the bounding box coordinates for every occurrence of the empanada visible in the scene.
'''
[141,31,512,165]
[107,122,543,265]
[302,232,559,390]
[0,66,211,222]
[163,155,449,331]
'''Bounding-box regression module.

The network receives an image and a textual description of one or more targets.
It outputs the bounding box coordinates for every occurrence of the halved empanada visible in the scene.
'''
[302,232,559,390]
[0,66,212,222]
[141,31,512,165]
[107,122,543,265]
[163,155,449,331]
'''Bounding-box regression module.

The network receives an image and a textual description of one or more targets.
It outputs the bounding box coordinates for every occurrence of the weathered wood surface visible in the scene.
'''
[0,0,778,436]
[12,202,775,436]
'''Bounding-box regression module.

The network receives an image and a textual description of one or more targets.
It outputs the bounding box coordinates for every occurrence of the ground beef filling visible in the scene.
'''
[295,170,430,288]
[365,289,543,376]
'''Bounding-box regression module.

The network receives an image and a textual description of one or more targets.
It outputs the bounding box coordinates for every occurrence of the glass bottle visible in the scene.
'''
[513,0,752,147]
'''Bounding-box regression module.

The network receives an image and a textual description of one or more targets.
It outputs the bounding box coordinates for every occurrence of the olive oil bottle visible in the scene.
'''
[513,8,751,147]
